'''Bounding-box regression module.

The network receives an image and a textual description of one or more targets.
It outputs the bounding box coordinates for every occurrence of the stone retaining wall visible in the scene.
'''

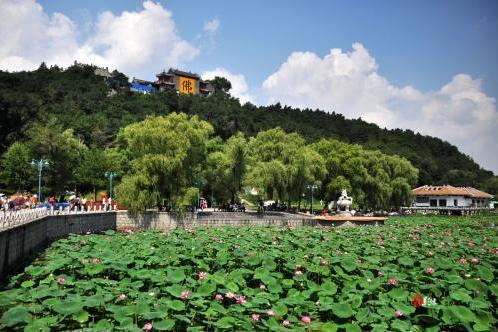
[0,213,115,280]
[115,211,315,229]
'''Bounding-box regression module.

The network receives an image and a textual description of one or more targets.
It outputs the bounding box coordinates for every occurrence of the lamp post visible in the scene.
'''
[307,183,318,215]
[31,159,49,204]
[105,171,117,202]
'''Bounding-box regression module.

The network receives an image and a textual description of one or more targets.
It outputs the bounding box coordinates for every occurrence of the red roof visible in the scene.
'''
[412,185,493,199]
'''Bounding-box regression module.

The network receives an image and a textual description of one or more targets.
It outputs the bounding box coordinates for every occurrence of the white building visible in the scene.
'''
[412,185,493,208]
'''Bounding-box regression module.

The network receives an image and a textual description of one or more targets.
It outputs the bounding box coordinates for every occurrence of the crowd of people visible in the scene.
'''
[0,192,114,211]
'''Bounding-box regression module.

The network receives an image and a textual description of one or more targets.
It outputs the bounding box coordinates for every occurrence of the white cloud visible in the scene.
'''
[204,19,220,34]
[0,0,199,79]
[263,43,498,173]
[203,68,256,105]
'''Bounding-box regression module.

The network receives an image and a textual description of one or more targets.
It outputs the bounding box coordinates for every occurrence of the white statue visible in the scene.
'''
[336,189,353,213]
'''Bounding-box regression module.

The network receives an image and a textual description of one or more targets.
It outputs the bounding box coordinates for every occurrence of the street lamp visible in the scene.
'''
[307,183,318,215]
[31,159,50,204]
[105,171,117,202]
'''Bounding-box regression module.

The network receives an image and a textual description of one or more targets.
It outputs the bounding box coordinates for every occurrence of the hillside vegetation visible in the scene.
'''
[0,63,496,198]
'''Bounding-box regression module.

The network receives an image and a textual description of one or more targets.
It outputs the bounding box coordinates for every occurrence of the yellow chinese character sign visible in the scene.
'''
[178,76,197,94]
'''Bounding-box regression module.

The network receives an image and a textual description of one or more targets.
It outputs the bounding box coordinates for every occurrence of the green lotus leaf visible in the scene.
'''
[390,319,412,331]
[340,257,357,272]
[169,300,185,311]
[52,299,85,315]
[21,280,35,288]
[332,303,354,318]
[195,282,216,297]
[476,266,493,282]
[154,319,175,330]
[449,305,477,323]
[398,257,414,266]
[450,289,472,303]
[166,284,184,297]
[1,305,31,327]
[73,310,89,323]
[216,316,237,329]
[166,268,186,283]
[320,281,338,296]
[319,322,339,332]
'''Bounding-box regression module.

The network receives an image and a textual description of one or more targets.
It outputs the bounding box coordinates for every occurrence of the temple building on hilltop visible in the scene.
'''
[154,68,213,96]
[411,185,493,208]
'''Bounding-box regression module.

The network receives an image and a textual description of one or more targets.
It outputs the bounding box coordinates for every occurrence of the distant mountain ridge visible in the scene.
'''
[0,63,496,192]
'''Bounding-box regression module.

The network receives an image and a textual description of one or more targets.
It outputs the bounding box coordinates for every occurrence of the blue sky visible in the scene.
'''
[37,0,498,99]
[2,0,498,173]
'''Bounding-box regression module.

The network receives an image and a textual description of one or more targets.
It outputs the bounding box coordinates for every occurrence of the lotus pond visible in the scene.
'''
[0,216,497,331]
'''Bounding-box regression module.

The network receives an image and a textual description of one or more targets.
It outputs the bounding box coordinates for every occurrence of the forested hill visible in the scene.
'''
[0,64,496,191]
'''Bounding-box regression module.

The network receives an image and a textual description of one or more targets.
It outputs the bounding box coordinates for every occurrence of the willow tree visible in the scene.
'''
[115,113,213,212]
[204,133,248,204]
[246,128,325,207]
[311,139,418,209]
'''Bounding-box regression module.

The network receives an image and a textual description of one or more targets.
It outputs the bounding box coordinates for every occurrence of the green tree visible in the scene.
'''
[115,113,213,211]
[246,128,325,208]
[27,123,88,193]
[0,142,35,192]
[205,133,248,203]
[210,76,232,93]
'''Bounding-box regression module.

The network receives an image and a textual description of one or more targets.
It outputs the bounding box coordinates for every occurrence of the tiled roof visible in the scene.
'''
[412,185,493,199]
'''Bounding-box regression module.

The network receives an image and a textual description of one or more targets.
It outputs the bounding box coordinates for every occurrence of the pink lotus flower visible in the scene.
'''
[236,296,247,304]
[56,277,65,284]
[460,257,468,264]
[388,278,398,285]
[283,319,290,326]
[321,260,329,266]
[259,284,267,290]
[295,270,303,276]
[468,242,476,247]
[198,272,208,280]
[335,250,341,255]
[92,258,100,264]
[267,310,275,316]
[301,316,311,324]
[395,310,403,318]
[119,293,126,300]
[471,257,480,264]
[225,292,235,299]
[426,267,435,274]
[377,271,383,277]
[252,314,260,322]
[180,290,190,300]
[357,259,363,264]
[215,294,223,301]
[247,251,253,257]
[143,322,153,330]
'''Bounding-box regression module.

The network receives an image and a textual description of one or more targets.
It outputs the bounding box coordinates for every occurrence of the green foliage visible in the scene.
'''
[311,139,418,209]
[115,113,213,211]
[246,128,326,207]
[204,133,248,203]
[0,64,493,193]
[1,216,496,331]
[27,122,88,192]
[210,76,232,93]
[0,142,35,192]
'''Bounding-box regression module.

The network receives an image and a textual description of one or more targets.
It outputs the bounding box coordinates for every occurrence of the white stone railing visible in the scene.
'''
[0,205,118,231]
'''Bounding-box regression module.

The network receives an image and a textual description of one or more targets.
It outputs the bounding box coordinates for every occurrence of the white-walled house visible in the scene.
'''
[412,185,493,208]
